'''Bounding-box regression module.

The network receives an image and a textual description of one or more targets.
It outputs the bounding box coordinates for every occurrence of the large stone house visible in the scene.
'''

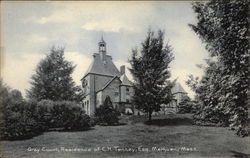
[81,37,189,116]
[81,37,134,115]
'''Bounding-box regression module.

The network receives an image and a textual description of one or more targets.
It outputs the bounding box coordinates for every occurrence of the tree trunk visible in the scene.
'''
[148,111,152,124]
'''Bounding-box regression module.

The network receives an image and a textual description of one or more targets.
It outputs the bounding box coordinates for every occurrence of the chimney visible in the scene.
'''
[120,65,125,75]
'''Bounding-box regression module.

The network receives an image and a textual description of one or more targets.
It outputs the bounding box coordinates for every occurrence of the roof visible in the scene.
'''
[97,76,121,92]
[120,74,133,86]
[82,53,121,79]
[171,82,187,94]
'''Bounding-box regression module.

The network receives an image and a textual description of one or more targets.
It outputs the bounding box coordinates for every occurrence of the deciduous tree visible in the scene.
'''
[129,29,174,122]
[189,0,249,136]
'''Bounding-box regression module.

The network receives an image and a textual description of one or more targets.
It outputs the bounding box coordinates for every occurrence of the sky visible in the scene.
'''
[0,1,208,98]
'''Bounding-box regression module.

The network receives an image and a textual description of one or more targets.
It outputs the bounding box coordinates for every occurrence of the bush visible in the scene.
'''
[191,101,230,127]
[0,88,43,140]
[0,80,92,140]
[37,100,92,130]
[53,101,92,130]
[2,111,43,140]
[95,96,120,126]
[177,97,198,114]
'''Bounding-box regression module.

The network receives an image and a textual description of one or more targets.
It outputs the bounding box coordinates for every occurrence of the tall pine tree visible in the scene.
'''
[27,47,83,102]
[189,0,249,136]
[129,30,174,122]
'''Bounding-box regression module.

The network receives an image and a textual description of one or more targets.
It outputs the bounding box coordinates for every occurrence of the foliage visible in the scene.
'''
[0,79,91,140]
[0,81,43,140]
[95,96,120,125]
[177,96,197,114]
[27,46,84,102]
[37,100,92,130]
[189,0,249,136]
[129,29,174,122]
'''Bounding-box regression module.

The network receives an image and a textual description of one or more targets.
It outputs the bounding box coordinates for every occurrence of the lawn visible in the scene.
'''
[0,114,249,158]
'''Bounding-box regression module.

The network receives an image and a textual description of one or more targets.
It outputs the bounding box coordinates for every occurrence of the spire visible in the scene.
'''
[99,34,106,45]
[98,35,106,62]
[101,34,105,43]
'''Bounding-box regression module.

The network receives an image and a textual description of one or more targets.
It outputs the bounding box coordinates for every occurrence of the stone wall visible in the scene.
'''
[102,78,121,106]
[96,91,103,108]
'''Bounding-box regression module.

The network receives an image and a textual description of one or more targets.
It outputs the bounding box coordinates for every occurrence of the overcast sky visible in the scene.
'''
[1,1,208,98]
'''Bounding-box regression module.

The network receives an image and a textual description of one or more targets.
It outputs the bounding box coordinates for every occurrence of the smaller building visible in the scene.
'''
[171,82,188,106]
[160,82,188,114]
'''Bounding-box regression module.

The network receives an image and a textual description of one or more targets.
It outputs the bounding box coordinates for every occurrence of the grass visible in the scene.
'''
[0,114,249,158]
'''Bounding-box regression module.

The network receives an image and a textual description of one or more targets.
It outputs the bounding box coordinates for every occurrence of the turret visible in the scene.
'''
[98,36,106,62]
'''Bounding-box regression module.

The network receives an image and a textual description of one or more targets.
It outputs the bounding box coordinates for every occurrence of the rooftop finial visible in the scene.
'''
[100,33,105,43]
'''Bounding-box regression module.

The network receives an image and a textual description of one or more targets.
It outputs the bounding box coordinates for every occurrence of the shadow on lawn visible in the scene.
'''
[97,122,127,126]
[230,150,250,158]
[144,117,193,126]
[56,127,95,132]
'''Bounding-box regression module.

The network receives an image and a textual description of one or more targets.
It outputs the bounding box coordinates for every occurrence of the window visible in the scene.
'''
[115,92,119,96]
[126,87,129,92]
[82,79,88,87]
[82,79,88,94]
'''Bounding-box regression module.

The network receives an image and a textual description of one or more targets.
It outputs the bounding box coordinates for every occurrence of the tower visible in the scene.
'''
[98,36,106,62]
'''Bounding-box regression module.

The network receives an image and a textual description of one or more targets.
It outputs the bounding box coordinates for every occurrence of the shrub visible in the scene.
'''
[192,101,230,127]
[37,100,92,130]
[0,88,43,140]
[53,101,91,130]
[95,96,120,126]
[177,97,198,114]
[3,111,43,140]
[0,80,92,140]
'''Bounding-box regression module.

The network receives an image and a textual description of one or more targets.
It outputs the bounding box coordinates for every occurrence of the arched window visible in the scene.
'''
[82,79,88,93]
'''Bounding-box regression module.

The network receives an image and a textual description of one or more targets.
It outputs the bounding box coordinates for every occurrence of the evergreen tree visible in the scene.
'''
[95,96,120,125]
[129,30,174,122]
[189,0,249,136]
[27,47,83,102]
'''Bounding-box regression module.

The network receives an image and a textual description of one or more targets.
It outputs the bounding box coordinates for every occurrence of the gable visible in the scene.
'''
[120,74,133,86]
[171,82,187,94]
[101,76,121,91]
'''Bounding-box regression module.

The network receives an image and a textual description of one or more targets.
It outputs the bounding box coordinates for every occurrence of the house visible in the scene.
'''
[81,37,134,115]
[160,82,188,114]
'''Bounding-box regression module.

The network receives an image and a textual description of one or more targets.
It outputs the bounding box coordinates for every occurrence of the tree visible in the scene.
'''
[0,80,43,140]
[189,0,249,136]
[177,95,197,114]
[95,96,120,125]
[27,47,83,102]
[129,30,174,122]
